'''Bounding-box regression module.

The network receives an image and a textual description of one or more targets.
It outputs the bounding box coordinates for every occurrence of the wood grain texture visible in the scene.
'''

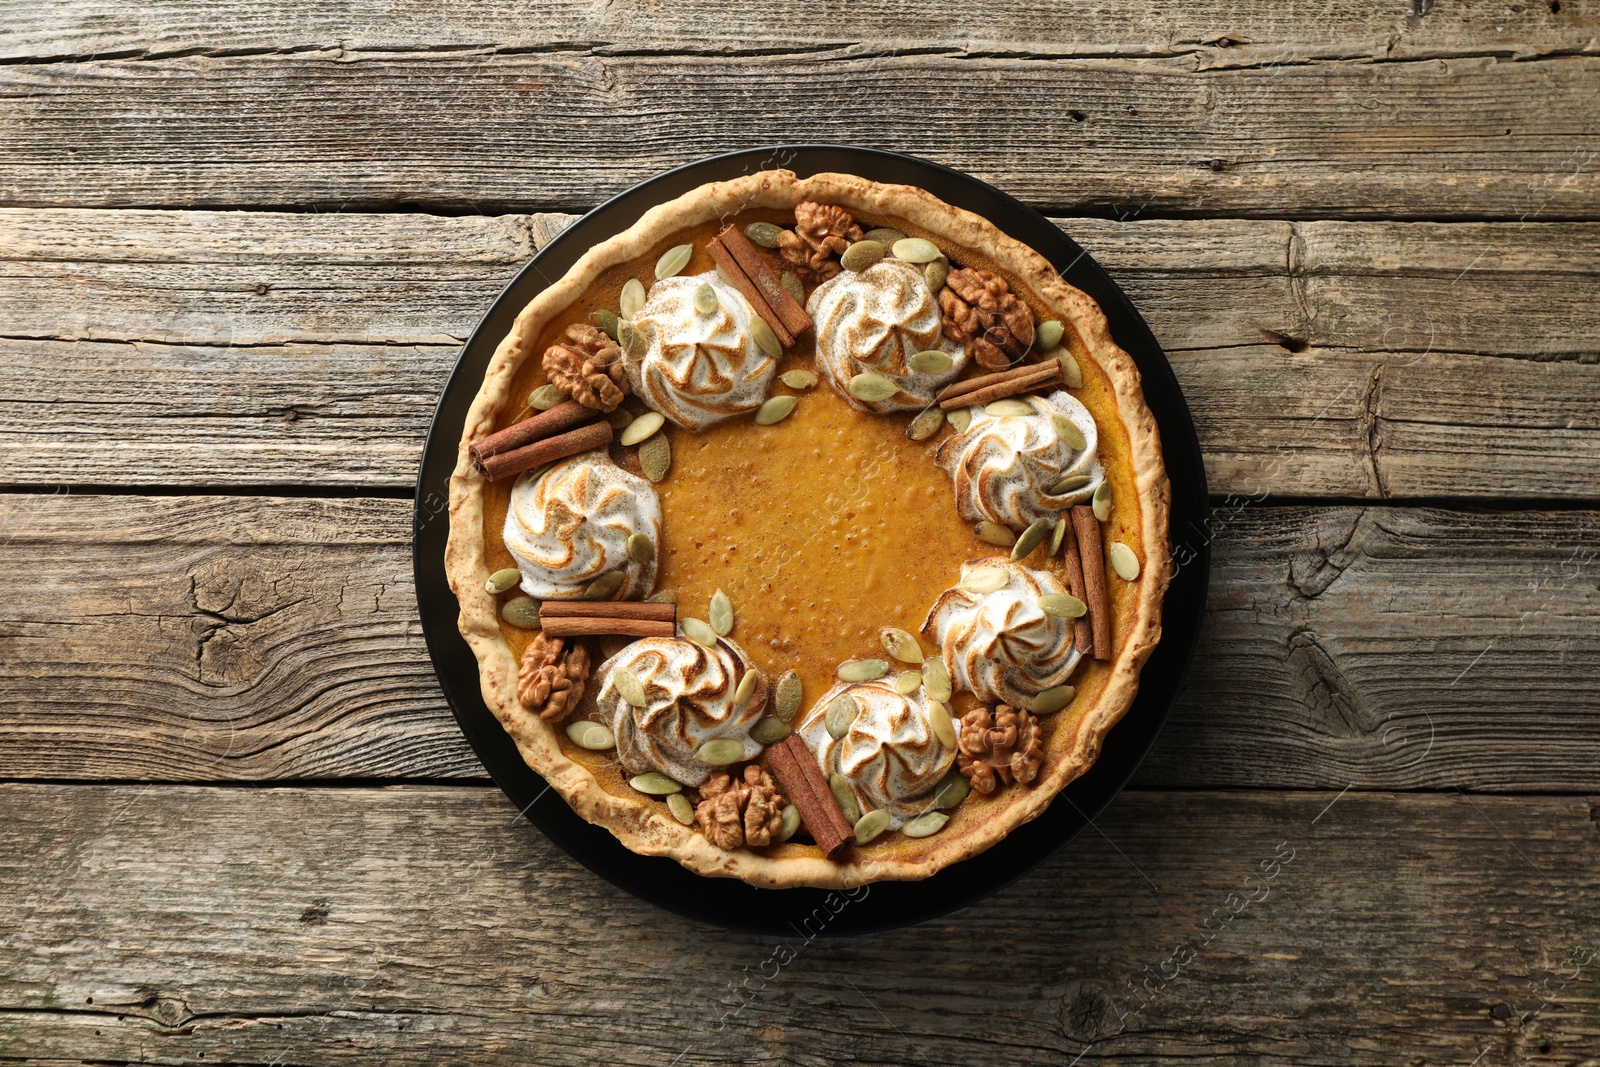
[5,0,1594,62]
[1,783,1596,1066]
[1,50,1596,217]
[2,493,1597,790]
[2,209,1597,495]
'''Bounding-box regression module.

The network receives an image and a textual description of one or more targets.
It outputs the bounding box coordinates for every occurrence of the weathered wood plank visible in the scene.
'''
[6,0,1594,63]
[2,209,1597,496]
[2,493,1598,790]
[1,50,1595,216]
[0,783,1595,1066]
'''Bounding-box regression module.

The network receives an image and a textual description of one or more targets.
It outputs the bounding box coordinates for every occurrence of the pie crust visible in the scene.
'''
[445,170,1170,888]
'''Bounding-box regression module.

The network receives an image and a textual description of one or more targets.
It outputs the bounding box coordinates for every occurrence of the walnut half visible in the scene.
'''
[542,323,629,412]
[516,632,591,722]
[939,268,1036,371]
[956,704,1044,794]
[776,201,864,281]
[695,765,785,850]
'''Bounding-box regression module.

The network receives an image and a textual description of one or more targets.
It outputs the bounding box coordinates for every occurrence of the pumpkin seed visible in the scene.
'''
[1058,350,1084,388]
[1035,319,1065,351]
[646,588,676,604]
[626,531,654,565]
[617,318,647,360]
[1050,413,1088,451]
[656,243,693,280]
[929,700,957,748]
[864,226,907,245]
[879,626,923,663]
[630,772,682,795]
[1032,685,1076,714]
[755,395,797,425]
[1048,474,1093,495]
[902,811,949,838]
[696,738,745,765]
[1092,480,1112,522]
[638,432,671,482]
[976,521,1016,547]
[840,239,886,273]
[613,666,648,707]
[708,588,734,635]
[619,411,664,447]
[829,774,861,825]
[744,221,784,248]
[780,271,805,305]
[1012,518,1053,560]
[961,566,1009,595]
[947,407,972,433]
[693,281,718,315]
[1049,518,1068,556]
[933,774,969,809]
[681,616,718,648]
[529,383,566,410]
[773,670,802,722]
[751,316,782,359]
[591,308,621,340]
[734,666,761,707]
[891,237,941,264]
[620,278,647,320]
[907,406,946,441]
[485,567,521,595]
[925,259,950,293]
[501,595,542,629]
[908,350,953,375]
[838,658,888,683]
[775,803,801,843]
[567,720,616,751]
[847,371,897,403]
[716,264,735,286]
[667,792,695,825]
[922,656,953,702]
[773,372,814,395]
[894,670,922,695]
[1039,593,1088,618]
[985,397,1034,417]
[824,693,860,739]
[606,406,635,430]
[584,571,624,600]
[750,715,791,744]
[854,808,891,844]
[1110,541,1141,580]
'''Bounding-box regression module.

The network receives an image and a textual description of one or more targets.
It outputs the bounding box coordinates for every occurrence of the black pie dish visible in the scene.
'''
[413,145,1209,935]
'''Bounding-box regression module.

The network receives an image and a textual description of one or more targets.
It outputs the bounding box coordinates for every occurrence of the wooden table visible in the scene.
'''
[3,3,1598,1063]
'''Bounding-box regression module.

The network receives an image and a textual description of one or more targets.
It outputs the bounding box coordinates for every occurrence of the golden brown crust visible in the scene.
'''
[445,170,1171,888]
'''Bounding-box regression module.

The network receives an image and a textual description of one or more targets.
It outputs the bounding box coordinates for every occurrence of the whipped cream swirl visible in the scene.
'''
[503,451,661,601]
[797,680,955,830]
[808,258,967,412]
[601,635,769,788]
[935,389,1103,530]
[921,558,1081,708]
[626,270,779,430]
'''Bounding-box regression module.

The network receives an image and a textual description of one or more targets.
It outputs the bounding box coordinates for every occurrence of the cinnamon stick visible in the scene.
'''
[539,617,675,639]
[1070,505,1112,661]
[539,601,676,621]
[706,235,795,347]
[475,420,614,482]
[468,400,598,469]
[938,363,1060,410]
[766,735,853,858]
[1058,513,1095,657]
[714,225,813,340]
[936,360,1057,403]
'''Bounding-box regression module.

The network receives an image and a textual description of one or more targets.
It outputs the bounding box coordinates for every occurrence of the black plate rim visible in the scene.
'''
[412,144,1210,935]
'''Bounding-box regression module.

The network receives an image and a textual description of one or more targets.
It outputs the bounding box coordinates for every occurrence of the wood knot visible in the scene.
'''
[299,900,330,925]
[252,283,272,296]
[1059,980,1121,1042]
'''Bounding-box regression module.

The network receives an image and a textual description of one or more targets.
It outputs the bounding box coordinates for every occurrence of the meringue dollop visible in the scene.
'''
[934,389,1104,530]
[626,270,779,429]
[601,635,769,788]
[921,558,1081,708]
[797,679,955,829]
[808,258,967,412]
[503,451,661,600]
